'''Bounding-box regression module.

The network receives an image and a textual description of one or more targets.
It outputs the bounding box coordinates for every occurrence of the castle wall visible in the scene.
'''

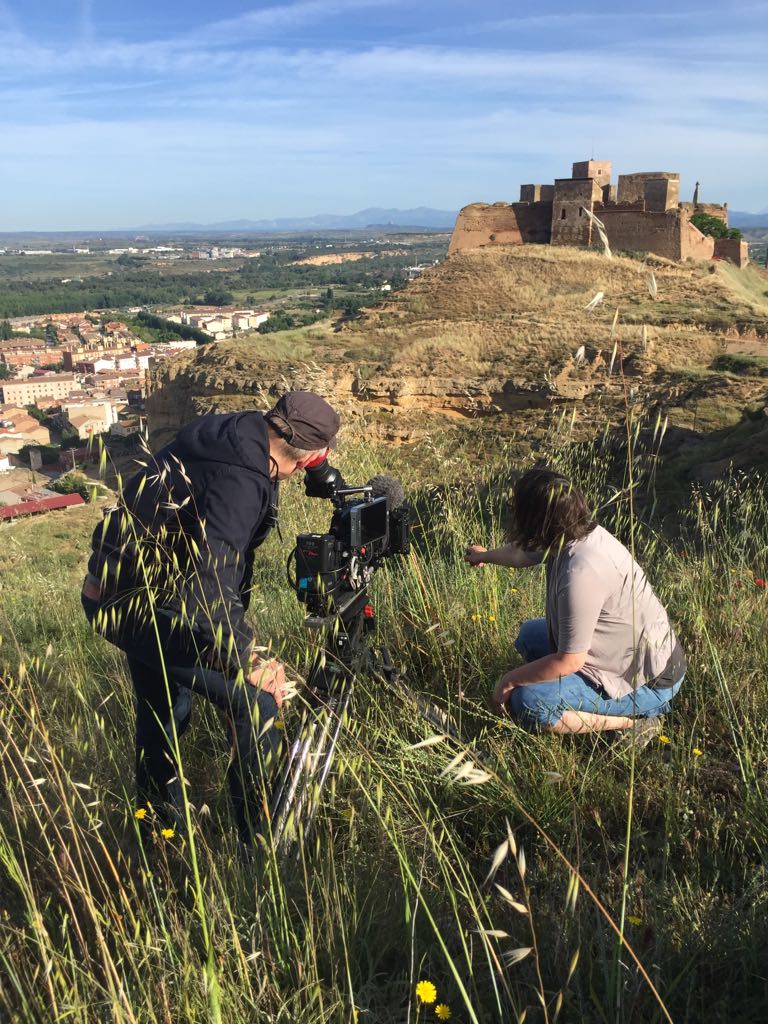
[448,201,552,254]
[520,184,555,203]
[681,219,716,261]
[695,203,728,224]
[617,172,679,205]
[713,238,749,268]
[599,208,686,261]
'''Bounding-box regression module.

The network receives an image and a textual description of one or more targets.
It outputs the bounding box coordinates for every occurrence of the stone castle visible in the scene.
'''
[449,159,749,267]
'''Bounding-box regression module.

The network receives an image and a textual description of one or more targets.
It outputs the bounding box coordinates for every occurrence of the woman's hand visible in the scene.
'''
[491,671,517,713]
[465,544,489,568]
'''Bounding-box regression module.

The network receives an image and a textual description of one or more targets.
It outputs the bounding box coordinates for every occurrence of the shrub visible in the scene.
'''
[51,471,92,501]
[712,353,768,377]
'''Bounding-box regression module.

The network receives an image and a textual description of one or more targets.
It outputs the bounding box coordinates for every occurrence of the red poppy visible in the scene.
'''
[755,578,766,588]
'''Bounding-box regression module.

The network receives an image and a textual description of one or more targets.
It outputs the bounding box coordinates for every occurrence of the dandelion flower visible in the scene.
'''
[658,735,671,745]
[435,1005,452,1021]
[627,915,642,926]
[415,980,437,1004]
[135,808,147,820]
[161,828,175,839]
[692,747,703,757]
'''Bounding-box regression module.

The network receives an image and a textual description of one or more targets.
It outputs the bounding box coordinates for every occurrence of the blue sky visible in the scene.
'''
[1,0,766,229]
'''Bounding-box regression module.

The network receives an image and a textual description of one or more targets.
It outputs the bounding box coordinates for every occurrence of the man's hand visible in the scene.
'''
[465,544,489,568]
[248,655,288,708]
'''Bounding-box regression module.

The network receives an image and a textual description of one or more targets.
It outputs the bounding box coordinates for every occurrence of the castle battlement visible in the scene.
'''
[449,161,747,268]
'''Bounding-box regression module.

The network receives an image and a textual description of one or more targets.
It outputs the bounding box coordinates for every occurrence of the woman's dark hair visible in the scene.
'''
[506,467,597,551]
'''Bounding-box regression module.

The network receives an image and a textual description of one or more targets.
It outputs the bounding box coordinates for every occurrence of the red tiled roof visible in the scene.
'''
[0,493,85,520]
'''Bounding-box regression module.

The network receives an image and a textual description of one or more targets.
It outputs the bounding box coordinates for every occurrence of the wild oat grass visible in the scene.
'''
[1,418,767,1023]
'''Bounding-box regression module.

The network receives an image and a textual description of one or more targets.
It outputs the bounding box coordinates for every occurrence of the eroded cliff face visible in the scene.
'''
[146,245,768,481]
[145,351,561,449]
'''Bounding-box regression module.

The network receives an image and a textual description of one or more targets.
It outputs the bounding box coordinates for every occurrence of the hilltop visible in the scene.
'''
[146,243,768,486]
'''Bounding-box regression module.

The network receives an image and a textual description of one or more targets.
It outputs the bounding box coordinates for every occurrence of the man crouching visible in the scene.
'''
[81,391,340,842]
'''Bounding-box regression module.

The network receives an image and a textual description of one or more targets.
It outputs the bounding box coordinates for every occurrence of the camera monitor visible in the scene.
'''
[349,496,388,550]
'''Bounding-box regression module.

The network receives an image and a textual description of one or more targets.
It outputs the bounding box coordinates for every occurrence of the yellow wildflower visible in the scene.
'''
[471,613,480,622]
[658,735,671,745]
[488,615,496,622]
[161,828,175,840]
[510,587,519,593]
[415,980,437,1004]
[627,915,642,926]
[274,719,286,731]
[134,808,147,820]
[435,1005,452,1020]
[692,747,703,757]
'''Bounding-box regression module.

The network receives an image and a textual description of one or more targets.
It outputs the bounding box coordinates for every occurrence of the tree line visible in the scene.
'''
[0,247,442,318]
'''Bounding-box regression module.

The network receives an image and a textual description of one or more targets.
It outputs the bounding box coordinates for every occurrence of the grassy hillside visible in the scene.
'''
[1,425,767,1023]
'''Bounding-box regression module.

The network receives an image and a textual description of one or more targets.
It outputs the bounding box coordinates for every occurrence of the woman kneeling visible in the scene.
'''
[466,468,686,744]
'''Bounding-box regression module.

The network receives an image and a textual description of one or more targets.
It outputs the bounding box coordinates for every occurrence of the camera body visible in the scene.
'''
[293,459,411,620]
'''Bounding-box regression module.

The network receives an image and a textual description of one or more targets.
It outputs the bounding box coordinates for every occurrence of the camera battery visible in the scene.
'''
[296,533,338,579]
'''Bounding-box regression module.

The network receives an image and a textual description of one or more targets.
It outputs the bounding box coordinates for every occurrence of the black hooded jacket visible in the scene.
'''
[88,412,278,671]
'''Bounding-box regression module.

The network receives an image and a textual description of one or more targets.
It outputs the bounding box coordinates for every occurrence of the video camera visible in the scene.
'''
[291,456,411,621]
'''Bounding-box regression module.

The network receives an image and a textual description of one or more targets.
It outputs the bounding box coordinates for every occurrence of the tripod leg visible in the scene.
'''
[270,682,350,853]
[373,647,459,740]
[293,684,353,849]
[270,715,326,850]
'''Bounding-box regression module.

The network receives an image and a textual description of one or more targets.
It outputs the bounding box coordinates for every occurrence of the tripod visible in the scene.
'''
[268,582,453,854]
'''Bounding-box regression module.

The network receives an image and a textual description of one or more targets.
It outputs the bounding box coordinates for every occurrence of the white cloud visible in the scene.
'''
[184,0,401,45]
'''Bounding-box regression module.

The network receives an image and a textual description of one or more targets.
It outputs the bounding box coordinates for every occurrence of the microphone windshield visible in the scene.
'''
[367,474,405,510]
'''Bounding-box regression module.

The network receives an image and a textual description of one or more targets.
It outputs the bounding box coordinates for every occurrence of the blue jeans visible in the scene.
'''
[508,618,683,730]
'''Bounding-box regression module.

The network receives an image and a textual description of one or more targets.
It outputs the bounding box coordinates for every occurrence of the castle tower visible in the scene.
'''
[551,176,604,247]
[571,160,612,187]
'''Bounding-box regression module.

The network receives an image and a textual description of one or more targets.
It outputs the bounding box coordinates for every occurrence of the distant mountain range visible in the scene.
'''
[728,210,768,228]
[135,206,767,233]
[135,207,459,232]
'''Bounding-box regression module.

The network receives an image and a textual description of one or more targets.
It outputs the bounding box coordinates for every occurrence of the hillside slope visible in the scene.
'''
[145,245,768,481]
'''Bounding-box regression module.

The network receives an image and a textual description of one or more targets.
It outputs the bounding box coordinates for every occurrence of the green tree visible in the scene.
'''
[0,320,11,341]
[25,405,47,423]
[51,472,92,501]
[202,289,235,307]
[60,425,81,448]
[691,213,742,241]
[0,362,12,380]
[257,310,294,333]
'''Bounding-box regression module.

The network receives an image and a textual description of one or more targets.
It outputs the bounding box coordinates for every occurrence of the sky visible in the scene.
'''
[1,0,766,229]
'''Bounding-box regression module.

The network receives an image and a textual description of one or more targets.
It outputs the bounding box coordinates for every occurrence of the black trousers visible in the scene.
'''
[82,595,281,842]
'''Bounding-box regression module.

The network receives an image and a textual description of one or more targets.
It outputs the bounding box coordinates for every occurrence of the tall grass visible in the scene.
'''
[1,426,767,1023]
